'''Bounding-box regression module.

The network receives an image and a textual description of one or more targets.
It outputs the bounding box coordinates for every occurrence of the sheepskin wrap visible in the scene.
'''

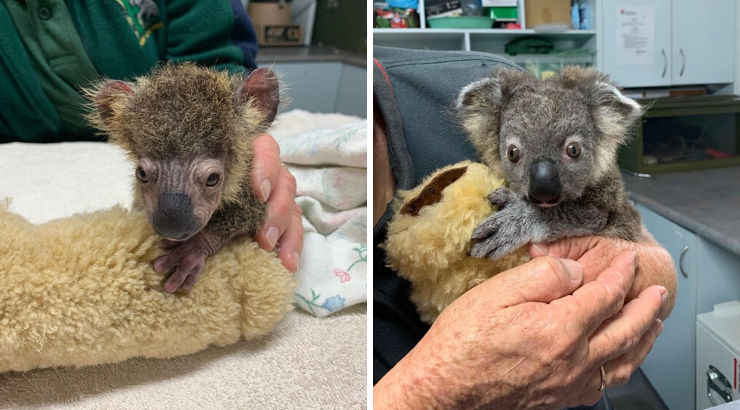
[384,161,530,324]
[0,203,296,373]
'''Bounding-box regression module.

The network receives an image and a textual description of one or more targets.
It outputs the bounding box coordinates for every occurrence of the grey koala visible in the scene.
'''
[456,66,644,259]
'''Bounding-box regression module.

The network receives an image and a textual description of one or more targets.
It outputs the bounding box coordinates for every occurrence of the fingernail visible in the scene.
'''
[658,286,668,304]
[260,179,272,203]
[654,318,664,334]
[266,226,279,248]
[559,258,583,284]
[532,243,549,256]
[292,251,300,270]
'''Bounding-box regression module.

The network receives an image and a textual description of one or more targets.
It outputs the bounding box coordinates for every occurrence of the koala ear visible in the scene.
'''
[456,69,532,168]
[589,81,643,143]
[237,68,280,127]
[87,80,134,130]
[456,75,508,167]
[573,71,643,182]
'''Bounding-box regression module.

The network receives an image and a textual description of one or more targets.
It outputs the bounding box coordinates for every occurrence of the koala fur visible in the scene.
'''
[86,63,281,293]
[86,62,271,239]
[456,67,644,259]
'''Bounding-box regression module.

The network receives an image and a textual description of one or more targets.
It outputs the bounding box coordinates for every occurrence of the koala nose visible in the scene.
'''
[528,160,562,205]
[152,192,199,239]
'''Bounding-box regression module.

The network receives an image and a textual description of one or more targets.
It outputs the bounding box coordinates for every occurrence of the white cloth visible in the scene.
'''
[0,110,366,409]
[272,110,368,317]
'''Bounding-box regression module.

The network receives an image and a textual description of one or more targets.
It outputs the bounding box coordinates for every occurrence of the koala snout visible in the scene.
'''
[152,192,199,239]
[528,160,563,206]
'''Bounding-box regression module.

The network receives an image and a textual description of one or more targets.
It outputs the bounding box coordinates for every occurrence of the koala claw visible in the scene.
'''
[470,213,526,259]
[153,238,208,293]
[487,187,518,209]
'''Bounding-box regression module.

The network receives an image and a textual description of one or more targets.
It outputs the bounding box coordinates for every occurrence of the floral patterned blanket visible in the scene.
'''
[271,110,368,317]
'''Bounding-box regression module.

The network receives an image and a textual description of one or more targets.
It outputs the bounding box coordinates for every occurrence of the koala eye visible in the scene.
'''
[566,142,582,159]
[507,145,522,163]
[136,167,148,183]
[206,173,220,187]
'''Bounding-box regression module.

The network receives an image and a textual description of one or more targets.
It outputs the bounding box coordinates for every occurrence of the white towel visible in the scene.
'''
[272,110,368,317]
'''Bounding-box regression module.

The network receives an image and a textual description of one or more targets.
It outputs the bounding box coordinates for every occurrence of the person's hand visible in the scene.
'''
[374,251,668,410]
[251,134,303,273]
[529,233,677,320]
[373,99,395,226]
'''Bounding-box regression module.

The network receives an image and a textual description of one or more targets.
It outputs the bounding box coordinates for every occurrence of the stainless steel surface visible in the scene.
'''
[707,365,734,406]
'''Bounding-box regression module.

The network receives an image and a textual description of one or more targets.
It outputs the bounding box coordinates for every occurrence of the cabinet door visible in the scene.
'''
[601,0,672,87]
[638,204,697,410]
[270,63,342,114]
[335,65,367,118]
[671,0,735,85]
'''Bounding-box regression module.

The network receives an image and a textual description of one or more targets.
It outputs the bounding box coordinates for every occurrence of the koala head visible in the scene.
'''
[457,66,642,206]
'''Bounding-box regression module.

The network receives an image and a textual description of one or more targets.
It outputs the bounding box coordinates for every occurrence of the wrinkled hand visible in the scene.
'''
[529,234,677,320]
[374,251,668,410]
[470,187,534,259]
[251,134,304,273]
[154,231,224,293]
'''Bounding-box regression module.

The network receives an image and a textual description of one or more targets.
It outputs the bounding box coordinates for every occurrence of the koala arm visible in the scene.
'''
[470,187,609,260]
[153,185,266,293]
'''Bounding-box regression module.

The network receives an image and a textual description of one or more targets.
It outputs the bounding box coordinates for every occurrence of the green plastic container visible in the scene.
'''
[427,16,494,29]
[489,7,518,21]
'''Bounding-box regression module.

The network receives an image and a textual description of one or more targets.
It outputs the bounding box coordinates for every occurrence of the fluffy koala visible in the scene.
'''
[456,66,643,259]
[86,63,279,293]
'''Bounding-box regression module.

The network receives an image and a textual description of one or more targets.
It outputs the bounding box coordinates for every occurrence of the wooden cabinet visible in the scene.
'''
[601,0,735,87]
[638,204,697,410]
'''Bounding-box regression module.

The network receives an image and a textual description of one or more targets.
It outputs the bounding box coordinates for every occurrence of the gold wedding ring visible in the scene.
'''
[598,365,607,392]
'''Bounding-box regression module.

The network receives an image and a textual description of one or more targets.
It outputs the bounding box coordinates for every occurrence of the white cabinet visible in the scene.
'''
[270,63,367,118]
[602,0,672,87]
[671,0,736,86]
[601,0,735,87]
[638,204,698,410]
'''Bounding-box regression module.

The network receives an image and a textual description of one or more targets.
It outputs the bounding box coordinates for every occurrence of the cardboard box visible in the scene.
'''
[524,0,570,28]
[253,24,303,46]
[247,3,292,25]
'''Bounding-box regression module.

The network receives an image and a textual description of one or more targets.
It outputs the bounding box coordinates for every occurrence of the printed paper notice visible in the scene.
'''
[616,5,654,66]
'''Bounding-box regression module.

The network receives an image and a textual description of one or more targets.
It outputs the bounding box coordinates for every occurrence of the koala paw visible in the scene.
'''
[487,187,519,209]
[153,237,209,293]
[470,201,531,260]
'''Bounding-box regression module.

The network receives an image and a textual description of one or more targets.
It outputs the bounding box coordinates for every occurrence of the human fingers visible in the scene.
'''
[471,256,583,309]
[588,284,667,364]
[600,318,664,389]
[276,204,304,273]
[553,250,637,335]
[255,165,297,251]
[570,318,664,407]
[251,134,282,203]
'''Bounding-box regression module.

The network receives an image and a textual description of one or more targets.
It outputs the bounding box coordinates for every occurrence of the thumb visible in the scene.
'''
[474,256,584,309]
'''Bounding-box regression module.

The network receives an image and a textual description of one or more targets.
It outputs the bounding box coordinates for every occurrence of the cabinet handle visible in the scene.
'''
[680,48,686,76]
[661,49,667,78]
[679,245,689,278]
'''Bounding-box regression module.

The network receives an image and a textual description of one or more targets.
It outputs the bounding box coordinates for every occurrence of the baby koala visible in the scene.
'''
[456,66,643,259]
[87,63,279,293]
